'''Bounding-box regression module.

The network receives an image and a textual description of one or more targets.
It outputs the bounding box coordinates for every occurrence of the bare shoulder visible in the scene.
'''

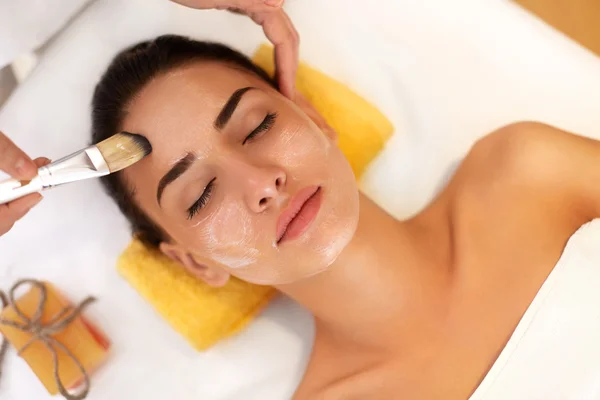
[440,121,600,301]
[463,121,588,186]
[454,121,600,228]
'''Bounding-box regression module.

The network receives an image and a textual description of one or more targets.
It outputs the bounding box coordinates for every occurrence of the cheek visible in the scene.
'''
[269,120,332,172]
[189,201,261,269]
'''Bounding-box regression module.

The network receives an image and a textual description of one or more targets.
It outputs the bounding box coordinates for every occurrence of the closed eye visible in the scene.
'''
[187,178,216,220]
[243,112,278,144]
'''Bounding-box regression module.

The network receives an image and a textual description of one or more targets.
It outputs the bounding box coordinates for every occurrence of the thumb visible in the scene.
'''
[33,157,52,167]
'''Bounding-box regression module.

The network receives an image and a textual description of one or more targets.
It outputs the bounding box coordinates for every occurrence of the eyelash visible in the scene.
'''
[187,178,215,220]
[186,112,278,219]
[243,112,278,144]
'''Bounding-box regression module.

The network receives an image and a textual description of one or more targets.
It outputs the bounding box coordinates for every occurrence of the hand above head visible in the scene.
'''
[169,0,299,99]
[0,130,49,237]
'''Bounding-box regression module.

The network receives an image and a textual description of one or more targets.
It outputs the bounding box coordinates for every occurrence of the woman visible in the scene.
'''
[92,35,600,399]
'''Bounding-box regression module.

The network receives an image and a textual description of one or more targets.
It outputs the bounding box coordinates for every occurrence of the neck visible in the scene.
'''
[276,193,454,349]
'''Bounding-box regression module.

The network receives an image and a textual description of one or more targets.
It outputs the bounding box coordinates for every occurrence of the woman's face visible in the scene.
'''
[122,61,359,285]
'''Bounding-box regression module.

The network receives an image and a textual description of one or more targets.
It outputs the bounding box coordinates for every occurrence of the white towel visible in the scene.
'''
[470,219,600,400]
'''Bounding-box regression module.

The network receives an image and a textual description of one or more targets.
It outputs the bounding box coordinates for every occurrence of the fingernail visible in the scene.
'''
[15,158,34,177]
[265,0,283,6]
[15,158,26,173]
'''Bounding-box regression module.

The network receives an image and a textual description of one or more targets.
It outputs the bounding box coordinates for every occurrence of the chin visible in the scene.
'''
[295,198,360,281]
[326,213,358,257]
[243,222,358,286]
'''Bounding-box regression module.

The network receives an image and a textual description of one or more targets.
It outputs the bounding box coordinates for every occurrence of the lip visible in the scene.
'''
[276,185,322,244]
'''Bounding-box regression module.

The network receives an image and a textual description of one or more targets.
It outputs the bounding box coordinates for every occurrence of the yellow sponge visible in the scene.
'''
[117,44,394,351]
[118,241,276,351]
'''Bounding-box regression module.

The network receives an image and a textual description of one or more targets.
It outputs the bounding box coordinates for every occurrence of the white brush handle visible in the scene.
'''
[0,147,109,205]
[0,175,46,204]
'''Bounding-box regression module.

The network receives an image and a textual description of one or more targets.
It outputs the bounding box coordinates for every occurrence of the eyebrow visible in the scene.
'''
[214,86,254,130]
[157,152,196,205]
[156,87,255,205]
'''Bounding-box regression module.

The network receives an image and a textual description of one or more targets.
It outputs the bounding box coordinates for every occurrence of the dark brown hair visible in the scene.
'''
[91,34,275,248]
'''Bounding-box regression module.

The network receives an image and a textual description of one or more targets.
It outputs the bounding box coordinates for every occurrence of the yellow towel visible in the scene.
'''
[117,45,394,351]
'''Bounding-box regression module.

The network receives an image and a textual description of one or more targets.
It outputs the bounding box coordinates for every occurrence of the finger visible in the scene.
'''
[260,10,299,99]
[0,193,42,236]
[169,0,277,12]
[33,157,51,167]
[0,131,37,180]
[277,10,299,98]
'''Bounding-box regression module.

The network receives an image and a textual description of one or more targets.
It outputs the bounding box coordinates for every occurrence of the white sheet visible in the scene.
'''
[1,0,600,399]
[0,0,93,69]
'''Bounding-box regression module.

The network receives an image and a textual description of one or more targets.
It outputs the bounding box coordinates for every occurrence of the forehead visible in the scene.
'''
[123,62,272,143]
[120,62,275,199]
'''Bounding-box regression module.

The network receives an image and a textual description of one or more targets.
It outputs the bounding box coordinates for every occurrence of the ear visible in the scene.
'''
[159,242,230,287]
[294,92,337,142]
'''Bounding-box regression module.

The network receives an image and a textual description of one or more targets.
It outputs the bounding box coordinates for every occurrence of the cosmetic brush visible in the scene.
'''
[0,132,151,205]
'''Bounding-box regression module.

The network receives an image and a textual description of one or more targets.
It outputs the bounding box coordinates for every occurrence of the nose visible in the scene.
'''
[245,167,286,213]
[228,157,286,213]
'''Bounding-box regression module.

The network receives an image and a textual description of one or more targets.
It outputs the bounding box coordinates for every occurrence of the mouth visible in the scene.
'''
[276,186,322,245]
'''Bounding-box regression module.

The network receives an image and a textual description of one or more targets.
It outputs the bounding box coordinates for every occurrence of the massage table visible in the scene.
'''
[1,0,600,398]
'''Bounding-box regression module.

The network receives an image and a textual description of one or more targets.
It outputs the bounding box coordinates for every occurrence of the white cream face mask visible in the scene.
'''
[183,119,359,285]
[194,201,259,270]
[121,62,361,285]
